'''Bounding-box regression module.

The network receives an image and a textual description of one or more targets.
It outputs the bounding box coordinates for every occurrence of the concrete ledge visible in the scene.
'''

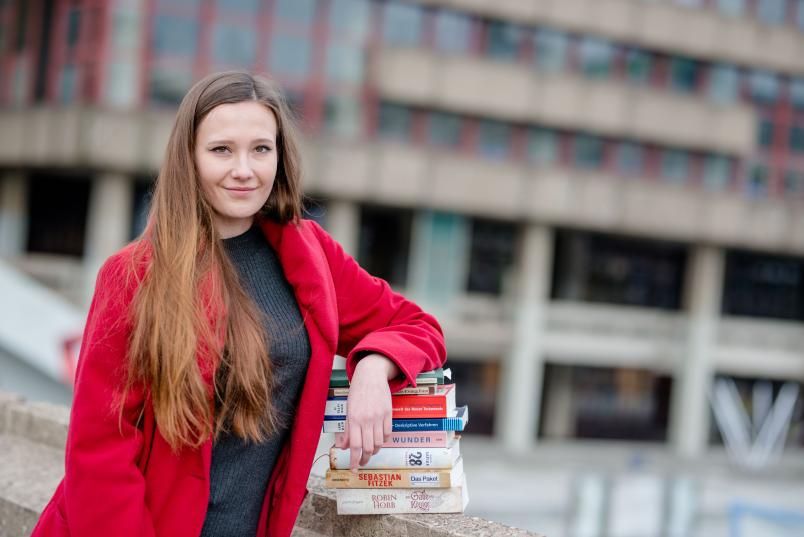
[0,391,543,537]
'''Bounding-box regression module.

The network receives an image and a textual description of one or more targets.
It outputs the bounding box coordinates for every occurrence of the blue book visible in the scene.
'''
[322,406,468,433]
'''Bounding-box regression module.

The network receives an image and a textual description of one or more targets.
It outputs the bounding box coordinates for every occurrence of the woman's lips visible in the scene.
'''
[224,186,257,197]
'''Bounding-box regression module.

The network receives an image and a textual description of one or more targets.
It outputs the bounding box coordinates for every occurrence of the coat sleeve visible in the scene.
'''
[63,251,156,536]
[310,221,447,391]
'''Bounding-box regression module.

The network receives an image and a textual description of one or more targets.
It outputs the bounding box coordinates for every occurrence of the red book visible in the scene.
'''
[325,384,456,419]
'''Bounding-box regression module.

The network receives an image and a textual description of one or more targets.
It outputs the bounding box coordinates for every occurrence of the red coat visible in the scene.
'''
[32,218,447,537]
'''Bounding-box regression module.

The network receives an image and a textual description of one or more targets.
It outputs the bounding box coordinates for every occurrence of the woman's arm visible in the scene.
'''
[63,251,156,536]
[311,221,447,471]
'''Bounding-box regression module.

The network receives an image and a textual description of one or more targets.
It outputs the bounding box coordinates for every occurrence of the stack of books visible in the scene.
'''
[322,367,470,515]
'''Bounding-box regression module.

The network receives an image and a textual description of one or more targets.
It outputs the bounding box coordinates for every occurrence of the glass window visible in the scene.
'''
[625,49,652,85]
[758,119,774,148]
[329,0,370,41]
[153,15,198,55]
[660,149,689,183]
[377,103,412,141]
[448,360,500,436]
[323,94,361,137]
[216,0,260,13]
[573,134,604,169]
[747,163,770,197]
[784,170,804,194]
[723,251,804,320]
[797,0,804,31]
[428,112,463,147]
[382,1,423,46]
[274,0,316,25]
[111,8,140,49]
[579,37,615,79]
[669,57,700,93]
[67,8,80,49]
[534,28,568,73]
[617,142,644,176]
[676,0,703,6]
[358,205,413,286]
[485,21,523,61]
[757,0,787,25]
[477,120,511,159]
[748,70,780,103]
[708,64,739,105]
[269,33,312,79]
[527,127,558,165]
[790,126,804,154]
[791,78,804,109]
[60,64,78,103]
[434,10,473,54]
[27,174,90,257]
[703,155,733,191]
[104,61,138,107]
[466,219,517,295]
[212,23,256,66]
[717,0,746,16]
[325,42,365,83]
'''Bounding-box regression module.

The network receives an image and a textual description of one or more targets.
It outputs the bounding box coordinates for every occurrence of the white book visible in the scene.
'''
[336,475,469,515]
[329,437,460,470]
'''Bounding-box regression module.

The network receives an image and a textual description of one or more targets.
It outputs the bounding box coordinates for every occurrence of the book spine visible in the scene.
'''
[326,468,459,488]
[336,485,466,515]
[329,443,457,470]
[383,431,453,447]
[325,396,449,419]
[328,385,437,397]
[323,418,458,433]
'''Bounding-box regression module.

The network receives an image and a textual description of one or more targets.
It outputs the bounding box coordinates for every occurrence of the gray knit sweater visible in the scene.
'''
[199,225,311,537]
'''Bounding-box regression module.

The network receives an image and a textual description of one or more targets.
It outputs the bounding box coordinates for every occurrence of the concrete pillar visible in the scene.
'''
[496,223,553,453]
[325,199,360,257]
[670,245,724,458]
[83,172,133,305]
[0,171,28,258]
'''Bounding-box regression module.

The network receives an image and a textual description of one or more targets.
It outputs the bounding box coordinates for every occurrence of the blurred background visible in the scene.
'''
[2,0,804,535]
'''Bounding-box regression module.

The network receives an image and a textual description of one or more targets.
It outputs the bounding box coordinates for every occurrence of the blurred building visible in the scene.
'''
[1,0,804,457]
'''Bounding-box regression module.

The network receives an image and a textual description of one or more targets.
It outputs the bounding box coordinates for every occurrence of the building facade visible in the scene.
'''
[2,0,804,457]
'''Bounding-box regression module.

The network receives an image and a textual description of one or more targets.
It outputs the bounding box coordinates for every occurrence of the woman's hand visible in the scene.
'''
[334,353,399,473]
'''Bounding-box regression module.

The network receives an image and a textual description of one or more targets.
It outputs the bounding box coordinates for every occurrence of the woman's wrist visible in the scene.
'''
[354,353,399,380]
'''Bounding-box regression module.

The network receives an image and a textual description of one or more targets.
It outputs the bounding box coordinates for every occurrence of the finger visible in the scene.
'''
[349,421,362,474]
[373,420,384,454]
[383,413,392,443]
[360,424,374,467]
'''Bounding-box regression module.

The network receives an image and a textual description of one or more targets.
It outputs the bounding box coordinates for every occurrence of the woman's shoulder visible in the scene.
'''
[94,240,152,295]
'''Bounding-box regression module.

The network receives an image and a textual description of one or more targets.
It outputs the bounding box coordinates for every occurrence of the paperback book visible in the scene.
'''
[325,384,456,419]
[329,367,450,388]
[329,437,460,470]
[326,457,464,489]
[335,430,456,448]
[335,476,469,515]
[322,406,468,433]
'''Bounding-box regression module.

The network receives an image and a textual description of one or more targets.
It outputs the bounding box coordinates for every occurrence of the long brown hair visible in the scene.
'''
[124,70,304,451]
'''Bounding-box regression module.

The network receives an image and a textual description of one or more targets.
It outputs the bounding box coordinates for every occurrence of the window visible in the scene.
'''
[148,62,193,105]
[216,0,260,13]
[131,180,154,240]
[573,134,604,169]
[617,142,644,176]
[669,57,700,93]
[790,126,804,154]
[748,70,780,103]
[660,149,690,183]
[758,119,774,148]
[448,360,500,436]
[485,21,523,61]
[60,64,79,103]
[551,230,688,310]
[791,78,804,109]
[382,1,423,46]
[534,28,569,72]
[757,0,787,25]
[211,23,256,66]
[325,42,365,83]
[428,112,463,148]
[747,163,770,197]
[527,127,558,165]
[358,205,412,287]
[784,170,804,195]
[723,251,804,321]
[708,64,739,105]
[797,0,804,31]
[329,0,370,41]
[434,10,472,54]
[274,0,316,25]
[27,173,90,257]
[579,37,615,79]
[466,219,517,295]
[477,120,511,159]
[703,155,733,191]
[377,103,412,141]
[717,0,746,16]
[323,94,361,137]
[153,15,198,55]
[625,49,652,85]
[269,34,312,79]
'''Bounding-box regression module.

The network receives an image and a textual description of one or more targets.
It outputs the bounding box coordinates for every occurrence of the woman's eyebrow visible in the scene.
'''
[206,137,275,145]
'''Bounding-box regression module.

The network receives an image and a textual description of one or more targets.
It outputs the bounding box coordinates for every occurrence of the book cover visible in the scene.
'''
[326,457,463,489]
[335,430,456,448]
[322,406,468,433]
[325,384,456,419]
[329,437,460,470]
[328,385,439,397]
[329,367,449,388]
[335,476,469,515]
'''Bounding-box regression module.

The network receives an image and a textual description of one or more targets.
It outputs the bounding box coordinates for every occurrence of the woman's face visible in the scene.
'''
[194,101,279,239]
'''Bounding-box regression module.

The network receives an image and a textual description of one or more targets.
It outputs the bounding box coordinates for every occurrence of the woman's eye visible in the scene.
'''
[211,146,229,153]
[256,145,272,153]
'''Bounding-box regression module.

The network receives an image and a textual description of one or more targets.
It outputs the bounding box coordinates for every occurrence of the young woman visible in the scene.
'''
[32,70,446,537]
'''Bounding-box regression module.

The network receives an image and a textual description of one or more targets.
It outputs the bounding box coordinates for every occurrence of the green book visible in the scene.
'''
[329,367,449,388]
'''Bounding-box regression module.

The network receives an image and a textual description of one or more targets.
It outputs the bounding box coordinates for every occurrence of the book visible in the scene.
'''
[329,367,450,388]
[328,385,439,397]
[325,384,456,419]
[335,430,456,448]
[326,457,464,489]
[335,476,469,514]
[322,406,468,433]
[329,437,460,470]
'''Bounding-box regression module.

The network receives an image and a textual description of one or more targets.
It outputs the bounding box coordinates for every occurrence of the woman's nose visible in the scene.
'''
[231,154,254,179]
